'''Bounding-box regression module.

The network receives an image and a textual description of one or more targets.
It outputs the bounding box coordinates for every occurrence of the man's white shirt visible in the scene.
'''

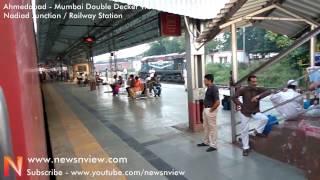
[270,89,304,120]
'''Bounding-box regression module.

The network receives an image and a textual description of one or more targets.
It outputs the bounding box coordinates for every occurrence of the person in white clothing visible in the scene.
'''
[123,68,128,79]
[183,68,187,91]
[149,68,156,78]
[270,80,304,120]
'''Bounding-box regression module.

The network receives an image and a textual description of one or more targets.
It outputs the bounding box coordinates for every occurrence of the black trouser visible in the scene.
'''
[153,85,161,96]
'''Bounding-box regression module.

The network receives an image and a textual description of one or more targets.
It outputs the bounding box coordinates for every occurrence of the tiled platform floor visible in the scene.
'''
[42,82,306,180]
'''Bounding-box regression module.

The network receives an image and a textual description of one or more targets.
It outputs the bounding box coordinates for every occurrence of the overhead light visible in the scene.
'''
[83,36,96,44]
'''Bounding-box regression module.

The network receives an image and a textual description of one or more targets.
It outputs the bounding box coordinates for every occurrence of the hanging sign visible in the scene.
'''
[160,12,181,36]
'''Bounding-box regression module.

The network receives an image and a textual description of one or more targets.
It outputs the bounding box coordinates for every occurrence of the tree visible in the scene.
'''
[207,27,280,55]
[143,41,166,56]
[143,36,185,56]
[205,38,222,53]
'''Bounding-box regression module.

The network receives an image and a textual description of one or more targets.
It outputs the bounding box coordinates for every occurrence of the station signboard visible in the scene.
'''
[160,12,181,36]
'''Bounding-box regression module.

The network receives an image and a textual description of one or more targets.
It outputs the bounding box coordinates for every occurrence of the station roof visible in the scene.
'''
[36,0,161,63]
[198,0,320,43]
[37,0,320,64]
[110,0,229,20]
[36,0,228,63]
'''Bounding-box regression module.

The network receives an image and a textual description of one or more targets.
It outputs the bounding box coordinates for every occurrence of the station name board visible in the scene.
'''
[160,12,181,37]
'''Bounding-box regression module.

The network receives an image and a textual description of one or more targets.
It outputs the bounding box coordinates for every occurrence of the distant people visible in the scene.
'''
[123,68,128,79]
[77,72,83,85]
[129,76,144,98]
[126,74,135,97]
[197,74,220,152]
[95,72,103,84]
[149,68,156,78]
[232,75,271,156]
[118,76,124,92]
[84,73,89,85]
[65,71,69,81]
[133,76,143,92]
[148,74,161,97]
[183,68,187,91]
[118,76,124,86]
[110,75,119,96]
[270,80,304,120]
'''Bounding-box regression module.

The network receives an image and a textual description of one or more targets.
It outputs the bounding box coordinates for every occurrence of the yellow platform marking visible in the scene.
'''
[43,84,127,180]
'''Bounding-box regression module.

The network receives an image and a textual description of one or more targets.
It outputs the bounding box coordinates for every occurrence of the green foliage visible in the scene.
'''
[205,64,231,85]
[143,36,185,56]
[205,39,222,54]
[206,60,301,88]
[205,27,282,54]
[238,60,301,87]
[265,31,293,48]
[143,41,166,56]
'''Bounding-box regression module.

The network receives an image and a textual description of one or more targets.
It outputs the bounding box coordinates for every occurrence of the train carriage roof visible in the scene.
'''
[141,53,186,62]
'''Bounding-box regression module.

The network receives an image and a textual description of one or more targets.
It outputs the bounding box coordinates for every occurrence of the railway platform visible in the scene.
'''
[42,82,306,180]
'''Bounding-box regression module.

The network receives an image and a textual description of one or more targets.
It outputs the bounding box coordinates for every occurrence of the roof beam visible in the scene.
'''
[196,0,248,43]
[219,4,276,29]
[219,3,320,30]
[274,4,320,27]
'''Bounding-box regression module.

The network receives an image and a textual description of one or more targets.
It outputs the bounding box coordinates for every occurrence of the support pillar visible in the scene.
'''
[230,23,238,143]
[185,20,205,132]
[310,25,316,67]
[87,47,94,76]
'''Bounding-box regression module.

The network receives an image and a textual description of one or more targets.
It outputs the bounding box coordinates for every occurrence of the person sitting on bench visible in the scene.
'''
[129,76,144,98]
[148,74,161,97]
[270,80,304,120]
[110,75,120,96]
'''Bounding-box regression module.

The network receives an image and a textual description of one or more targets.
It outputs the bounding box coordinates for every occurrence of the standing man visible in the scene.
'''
[197,74,220,152]
[232,75,271,156]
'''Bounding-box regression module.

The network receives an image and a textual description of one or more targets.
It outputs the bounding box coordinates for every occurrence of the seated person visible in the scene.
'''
[270,80,304,120]
[129,76,144,98]
[126,74,135,97]
[83,74,89,85]
[305,98,320,117]
[110,75,120,96]
[118,76,124,86]
[117,76,125,93]
[76,72,83,85]
[147,74,161,97]
[95,72,103,84]
[309,82,320,91]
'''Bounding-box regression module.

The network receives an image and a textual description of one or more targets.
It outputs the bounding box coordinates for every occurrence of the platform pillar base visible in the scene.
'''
[189,123,203,132]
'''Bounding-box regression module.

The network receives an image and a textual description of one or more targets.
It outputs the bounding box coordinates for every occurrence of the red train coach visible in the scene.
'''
[0,0,49,179]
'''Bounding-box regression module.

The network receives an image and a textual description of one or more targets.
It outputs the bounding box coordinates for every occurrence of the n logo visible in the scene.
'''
[3,156,23,176]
